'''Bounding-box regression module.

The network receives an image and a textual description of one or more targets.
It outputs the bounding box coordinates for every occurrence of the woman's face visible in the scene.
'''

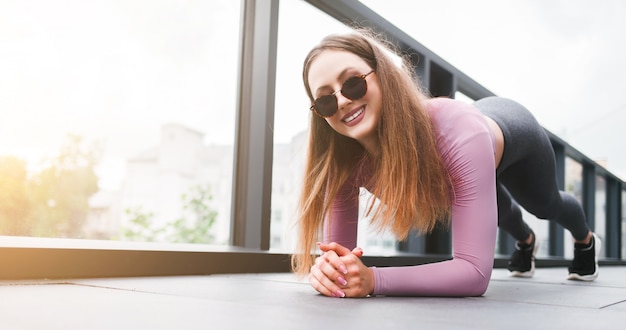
[307,50,382,153]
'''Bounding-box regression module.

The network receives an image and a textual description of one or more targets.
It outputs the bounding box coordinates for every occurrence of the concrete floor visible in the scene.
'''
[1,267,624,329]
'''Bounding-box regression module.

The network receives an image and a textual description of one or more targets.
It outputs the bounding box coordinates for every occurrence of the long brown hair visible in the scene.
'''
[292,29,452,275]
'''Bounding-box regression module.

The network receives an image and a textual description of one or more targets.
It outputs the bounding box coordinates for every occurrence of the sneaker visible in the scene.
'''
[567,233,601,281]
[507,232,540,278]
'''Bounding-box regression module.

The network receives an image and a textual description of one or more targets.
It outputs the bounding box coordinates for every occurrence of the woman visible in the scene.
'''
[292,30,600,298]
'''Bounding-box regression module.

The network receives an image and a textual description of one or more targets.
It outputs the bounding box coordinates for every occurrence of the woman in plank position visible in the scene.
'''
[292,29,600,298]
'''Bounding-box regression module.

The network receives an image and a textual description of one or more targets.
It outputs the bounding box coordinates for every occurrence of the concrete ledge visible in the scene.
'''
[2,236,624,280]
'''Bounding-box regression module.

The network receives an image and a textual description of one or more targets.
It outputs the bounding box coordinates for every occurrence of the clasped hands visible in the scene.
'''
[309,242,374,298]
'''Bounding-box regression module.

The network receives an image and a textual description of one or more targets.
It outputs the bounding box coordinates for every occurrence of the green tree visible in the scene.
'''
[0,157,31,235]
[27,134,100,238]
[167,184,217,244]
[120,207,165,242]
[120,184,217,244]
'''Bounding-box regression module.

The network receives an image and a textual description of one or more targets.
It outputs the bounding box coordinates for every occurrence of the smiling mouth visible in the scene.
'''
[343,106,364,123]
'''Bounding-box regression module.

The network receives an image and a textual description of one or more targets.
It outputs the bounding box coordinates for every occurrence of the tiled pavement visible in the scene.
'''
[1,266,624,329]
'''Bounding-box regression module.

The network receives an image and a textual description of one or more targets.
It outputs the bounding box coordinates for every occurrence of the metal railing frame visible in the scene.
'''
[302,0,624,262]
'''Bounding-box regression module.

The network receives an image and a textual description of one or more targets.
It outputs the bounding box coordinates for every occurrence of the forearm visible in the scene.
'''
[371,258,492,297]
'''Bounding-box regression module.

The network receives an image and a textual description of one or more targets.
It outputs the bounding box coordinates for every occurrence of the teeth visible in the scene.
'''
[344,107,363,123]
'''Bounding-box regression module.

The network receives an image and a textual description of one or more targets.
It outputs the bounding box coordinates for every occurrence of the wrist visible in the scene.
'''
[368,266,376,295]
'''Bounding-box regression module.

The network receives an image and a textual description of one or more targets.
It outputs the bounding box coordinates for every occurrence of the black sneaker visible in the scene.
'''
[567,233,601,281]
[507,232,539,278]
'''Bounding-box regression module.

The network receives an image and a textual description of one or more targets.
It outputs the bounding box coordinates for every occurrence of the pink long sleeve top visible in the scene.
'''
[324,97,498,296]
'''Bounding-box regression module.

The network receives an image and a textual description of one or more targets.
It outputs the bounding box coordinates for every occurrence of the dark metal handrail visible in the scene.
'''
[305,0,624,261]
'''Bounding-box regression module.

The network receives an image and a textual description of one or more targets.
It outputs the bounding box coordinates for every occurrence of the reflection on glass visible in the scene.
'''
[0,1,240,244]
[595,176,606,258]
[622,190,626,258]
[270,0,351,252]
[454,91,475,104]
[565,157,584,203]
[563,157,583,258]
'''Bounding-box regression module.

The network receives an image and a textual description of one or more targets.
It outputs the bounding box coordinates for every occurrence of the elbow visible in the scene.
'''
[453,275,489,297]
[467,267,491,296]
[455,261,492,297]
[470,278,490,296]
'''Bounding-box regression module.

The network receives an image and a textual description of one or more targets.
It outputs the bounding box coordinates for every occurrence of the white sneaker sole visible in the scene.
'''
[509,236,540,278]
[567,233,601,282]
[509,265,535,278]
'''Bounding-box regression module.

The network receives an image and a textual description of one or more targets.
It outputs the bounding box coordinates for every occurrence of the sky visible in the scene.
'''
[0,0,241,189]
[1,0,625,188]
[360,0,626,179]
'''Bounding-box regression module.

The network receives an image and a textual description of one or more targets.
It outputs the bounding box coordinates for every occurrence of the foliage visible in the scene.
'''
[120,207,164,242]
[0,157,30,235]
[27,134,100,237]
[121,184,217,244]
[1,133,217,244]
[167,184,217,244]
[0,134,100,237]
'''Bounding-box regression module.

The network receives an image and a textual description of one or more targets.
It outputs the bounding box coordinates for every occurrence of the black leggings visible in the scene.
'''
[473,96,590,241]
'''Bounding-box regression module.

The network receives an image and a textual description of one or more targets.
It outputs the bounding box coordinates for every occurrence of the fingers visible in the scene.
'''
[318,242,364,258]
[317,242,352,256]
[351,246,364,258]
[309,253,347,298]
[308,245,372,298]
[335,254,375,298]
[309,271,346,298]
[317,245,348,275]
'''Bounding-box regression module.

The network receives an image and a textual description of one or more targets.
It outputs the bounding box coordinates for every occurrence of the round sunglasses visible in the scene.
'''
[309,70,375,118]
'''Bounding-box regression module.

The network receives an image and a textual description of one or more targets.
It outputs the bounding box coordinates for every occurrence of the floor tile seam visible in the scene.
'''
[600,299,626,309]
[490,278,626,289]
[481,297,610,310]
[65,282,218,302]
[65,281,302,304]
[0,281,72,287]
[214,275,309,286]
[0,281,182,299]
[66,282,310,308]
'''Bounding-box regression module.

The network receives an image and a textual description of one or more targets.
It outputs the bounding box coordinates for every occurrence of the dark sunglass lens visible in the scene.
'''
[341,76,367,100]
[314,95,338,117]
[311,74,370,117]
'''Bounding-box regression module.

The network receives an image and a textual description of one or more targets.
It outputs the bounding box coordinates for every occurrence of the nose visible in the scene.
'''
[335,90,352,110]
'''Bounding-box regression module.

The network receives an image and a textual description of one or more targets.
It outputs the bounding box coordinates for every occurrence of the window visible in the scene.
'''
[595,175,606,258]
[563,157,583,258]
[269,0,350,252]
[622,189,626,258]
[0,0,241,245]
[1,0,621,282]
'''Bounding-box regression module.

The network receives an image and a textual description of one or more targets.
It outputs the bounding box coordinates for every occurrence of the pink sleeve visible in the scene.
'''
[323,173,360,250]
[371,99,498,296]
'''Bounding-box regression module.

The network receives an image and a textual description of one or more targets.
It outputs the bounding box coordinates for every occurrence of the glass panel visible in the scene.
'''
[595,175,606,258]
[454,91,476,104]
[521,211,549,258]
[563,157,583,258]
[356,189,396,254]
[622,189,626,259]
[0,1,241,244]
[270,1,353,251]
